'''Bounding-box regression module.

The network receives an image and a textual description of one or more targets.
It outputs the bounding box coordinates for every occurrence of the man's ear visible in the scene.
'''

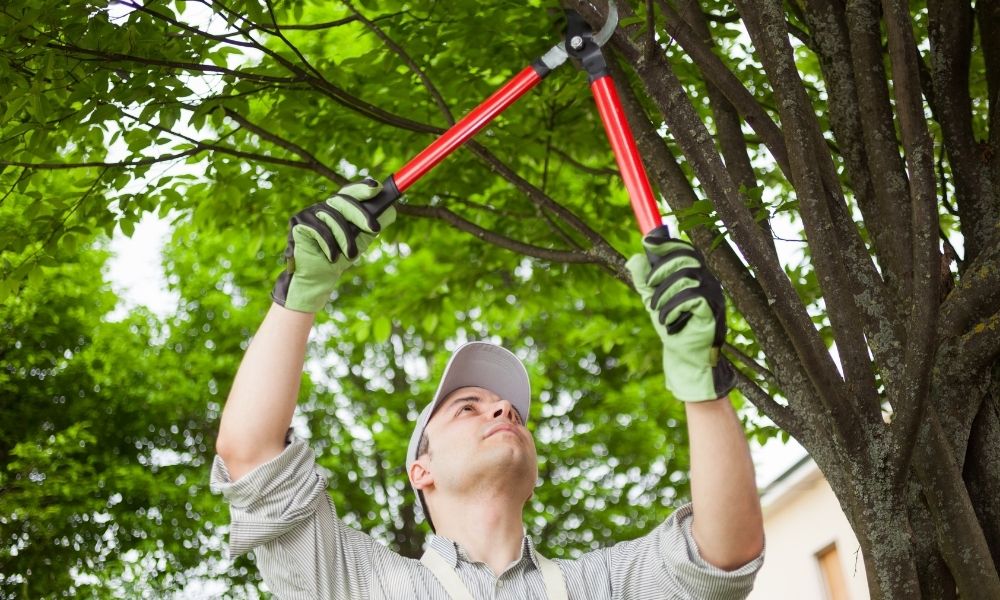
[409,458,434,491]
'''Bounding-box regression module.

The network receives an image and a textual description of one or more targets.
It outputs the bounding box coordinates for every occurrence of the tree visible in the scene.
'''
[1,0,997,597]
[0,178,267,595]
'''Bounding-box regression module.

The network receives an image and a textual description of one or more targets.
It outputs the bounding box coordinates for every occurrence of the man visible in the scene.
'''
[211,180,764,599]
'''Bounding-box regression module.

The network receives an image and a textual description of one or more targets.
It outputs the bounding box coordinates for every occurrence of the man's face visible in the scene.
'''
[419,386,538,499]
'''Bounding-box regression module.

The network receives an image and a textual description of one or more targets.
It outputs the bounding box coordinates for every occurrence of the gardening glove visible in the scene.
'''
[626,225,736,402]
[271,178,396,313]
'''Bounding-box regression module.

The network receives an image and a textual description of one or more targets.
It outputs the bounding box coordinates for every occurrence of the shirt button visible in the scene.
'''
[497,580,504,589]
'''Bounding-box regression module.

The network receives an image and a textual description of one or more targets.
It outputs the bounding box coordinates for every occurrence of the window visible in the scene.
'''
[816,542,850,600]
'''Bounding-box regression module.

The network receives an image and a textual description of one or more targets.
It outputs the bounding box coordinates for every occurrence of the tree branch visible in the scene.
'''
[460,141,628,280]
[45,34,439,137]
[117,108,340,178]
[221,108,343,182]
[432,192,537,220]
[256,0,329,82]
[652,0,793,181]
[43,39,300,84]
[800,0,900,297]
[550,147,618,178]
[938,236,1000,340]
[0,150,199,170]
[115,0,259,50]
[928,0,991,267]
[844,0,914,293]
[724,342,778,388]
[736,0,885,441]
[730,367,803,439]
[676,0,774,246]
[881,0,943,483]
[398,204,608,269]
[0,168,32,207]
[4,168,108,281]
[790,2,923,431]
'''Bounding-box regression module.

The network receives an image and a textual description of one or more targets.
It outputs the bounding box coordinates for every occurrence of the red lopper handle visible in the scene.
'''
[589,75,663,236]
[393,66,545,193]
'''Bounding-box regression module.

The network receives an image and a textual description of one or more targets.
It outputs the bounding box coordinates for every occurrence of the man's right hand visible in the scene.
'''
[271,179,396,313]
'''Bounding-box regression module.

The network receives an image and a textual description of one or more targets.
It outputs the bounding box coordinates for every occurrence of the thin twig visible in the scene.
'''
[0,149,199,170]
[551,148,618,178]
[0,168,31,207]
[724,342,779,388]
[729,366,801,435]
[343,0,454,125]
[222,108,343,182]
[433,192,536,219]
[398,204,600,265]
[4,168,108,279]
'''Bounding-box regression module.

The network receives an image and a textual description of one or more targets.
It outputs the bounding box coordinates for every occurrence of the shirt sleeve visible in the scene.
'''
[607,503,764,600]
[209,436,377,600]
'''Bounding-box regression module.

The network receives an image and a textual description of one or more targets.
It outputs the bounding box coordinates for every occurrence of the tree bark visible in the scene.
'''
[846,473,921,599]
[905,480,957,599]
[912,410,1000,597]
[963,376,1000,569]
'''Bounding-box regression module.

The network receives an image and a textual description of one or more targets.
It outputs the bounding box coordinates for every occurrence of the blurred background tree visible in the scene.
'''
[1,0,998,597]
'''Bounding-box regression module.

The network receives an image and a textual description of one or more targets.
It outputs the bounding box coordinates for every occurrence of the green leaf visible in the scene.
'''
[618,15,646,28]
[119,218,135,237]
[422,312,438,333]
[373,315,391,343]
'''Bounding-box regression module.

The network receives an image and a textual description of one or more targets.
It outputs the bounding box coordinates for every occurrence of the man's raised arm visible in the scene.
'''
[627,226,764,571]
[214,179,396,481]
[686,398,764,569]
[215,305,315,481]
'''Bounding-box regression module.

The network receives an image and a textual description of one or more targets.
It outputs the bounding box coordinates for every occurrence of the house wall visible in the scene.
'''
[749,462,870,600]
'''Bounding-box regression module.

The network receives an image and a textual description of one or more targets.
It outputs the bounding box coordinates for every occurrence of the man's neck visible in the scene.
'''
[431,493,526,576]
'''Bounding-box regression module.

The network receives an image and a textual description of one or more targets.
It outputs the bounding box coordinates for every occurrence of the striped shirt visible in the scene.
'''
[210,438,763,599]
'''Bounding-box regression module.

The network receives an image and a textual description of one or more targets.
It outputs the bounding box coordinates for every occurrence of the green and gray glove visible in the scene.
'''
[272,179,396,313]
[626,225,735,402]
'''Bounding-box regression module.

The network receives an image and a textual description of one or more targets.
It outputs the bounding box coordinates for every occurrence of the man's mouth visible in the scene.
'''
[484,423,518,439]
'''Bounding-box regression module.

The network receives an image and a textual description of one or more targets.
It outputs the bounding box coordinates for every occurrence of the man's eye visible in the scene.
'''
[460,404,475,413]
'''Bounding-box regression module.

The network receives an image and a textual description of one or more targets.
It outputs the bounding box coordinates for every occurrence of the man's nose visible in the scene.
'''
[491,399,518,423]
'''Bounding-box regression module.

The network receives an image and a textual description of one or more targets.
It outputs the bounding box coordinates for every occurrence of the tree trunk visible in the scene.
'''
[802,407,1000,598]
[911,410,1000,598]
[963,371,1000,569]
[848,482,921,599]
[905,482,956,599]
[563,2,1000,596]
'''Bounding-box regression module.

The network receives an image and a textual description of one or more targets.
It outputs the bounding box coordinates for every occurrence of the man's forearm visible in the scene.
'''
[686,397,764,570]
[215,303,315,481]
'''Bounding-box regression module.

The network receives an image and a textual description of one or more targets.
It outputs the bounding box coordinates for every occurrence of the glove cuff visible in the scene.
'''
[271,270,329,314]
[665,355,737,402]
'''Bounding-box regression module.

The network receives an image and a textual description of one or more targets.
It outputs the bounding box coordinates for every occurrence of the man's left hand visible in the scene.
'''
[626,225,736,402]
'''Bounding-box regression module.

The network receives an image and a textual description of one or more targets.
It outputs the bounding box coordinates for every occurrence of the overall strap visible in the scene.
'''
[419,550,568,600]
[421,550,475,600]
[536,554,569,600]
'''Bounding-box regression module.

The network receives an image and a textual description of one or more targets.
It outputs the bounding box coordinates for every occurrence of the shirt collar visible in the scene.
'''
[427,531,542,571]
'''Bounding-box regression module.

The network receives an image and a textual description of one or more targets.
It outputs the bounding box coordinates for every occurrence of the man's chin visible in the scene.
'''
[477,448,537,479]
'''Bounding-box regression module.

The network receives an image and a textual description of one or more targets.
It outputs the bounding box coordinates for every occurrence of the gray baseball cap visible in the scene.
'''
[405,341,531,529]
